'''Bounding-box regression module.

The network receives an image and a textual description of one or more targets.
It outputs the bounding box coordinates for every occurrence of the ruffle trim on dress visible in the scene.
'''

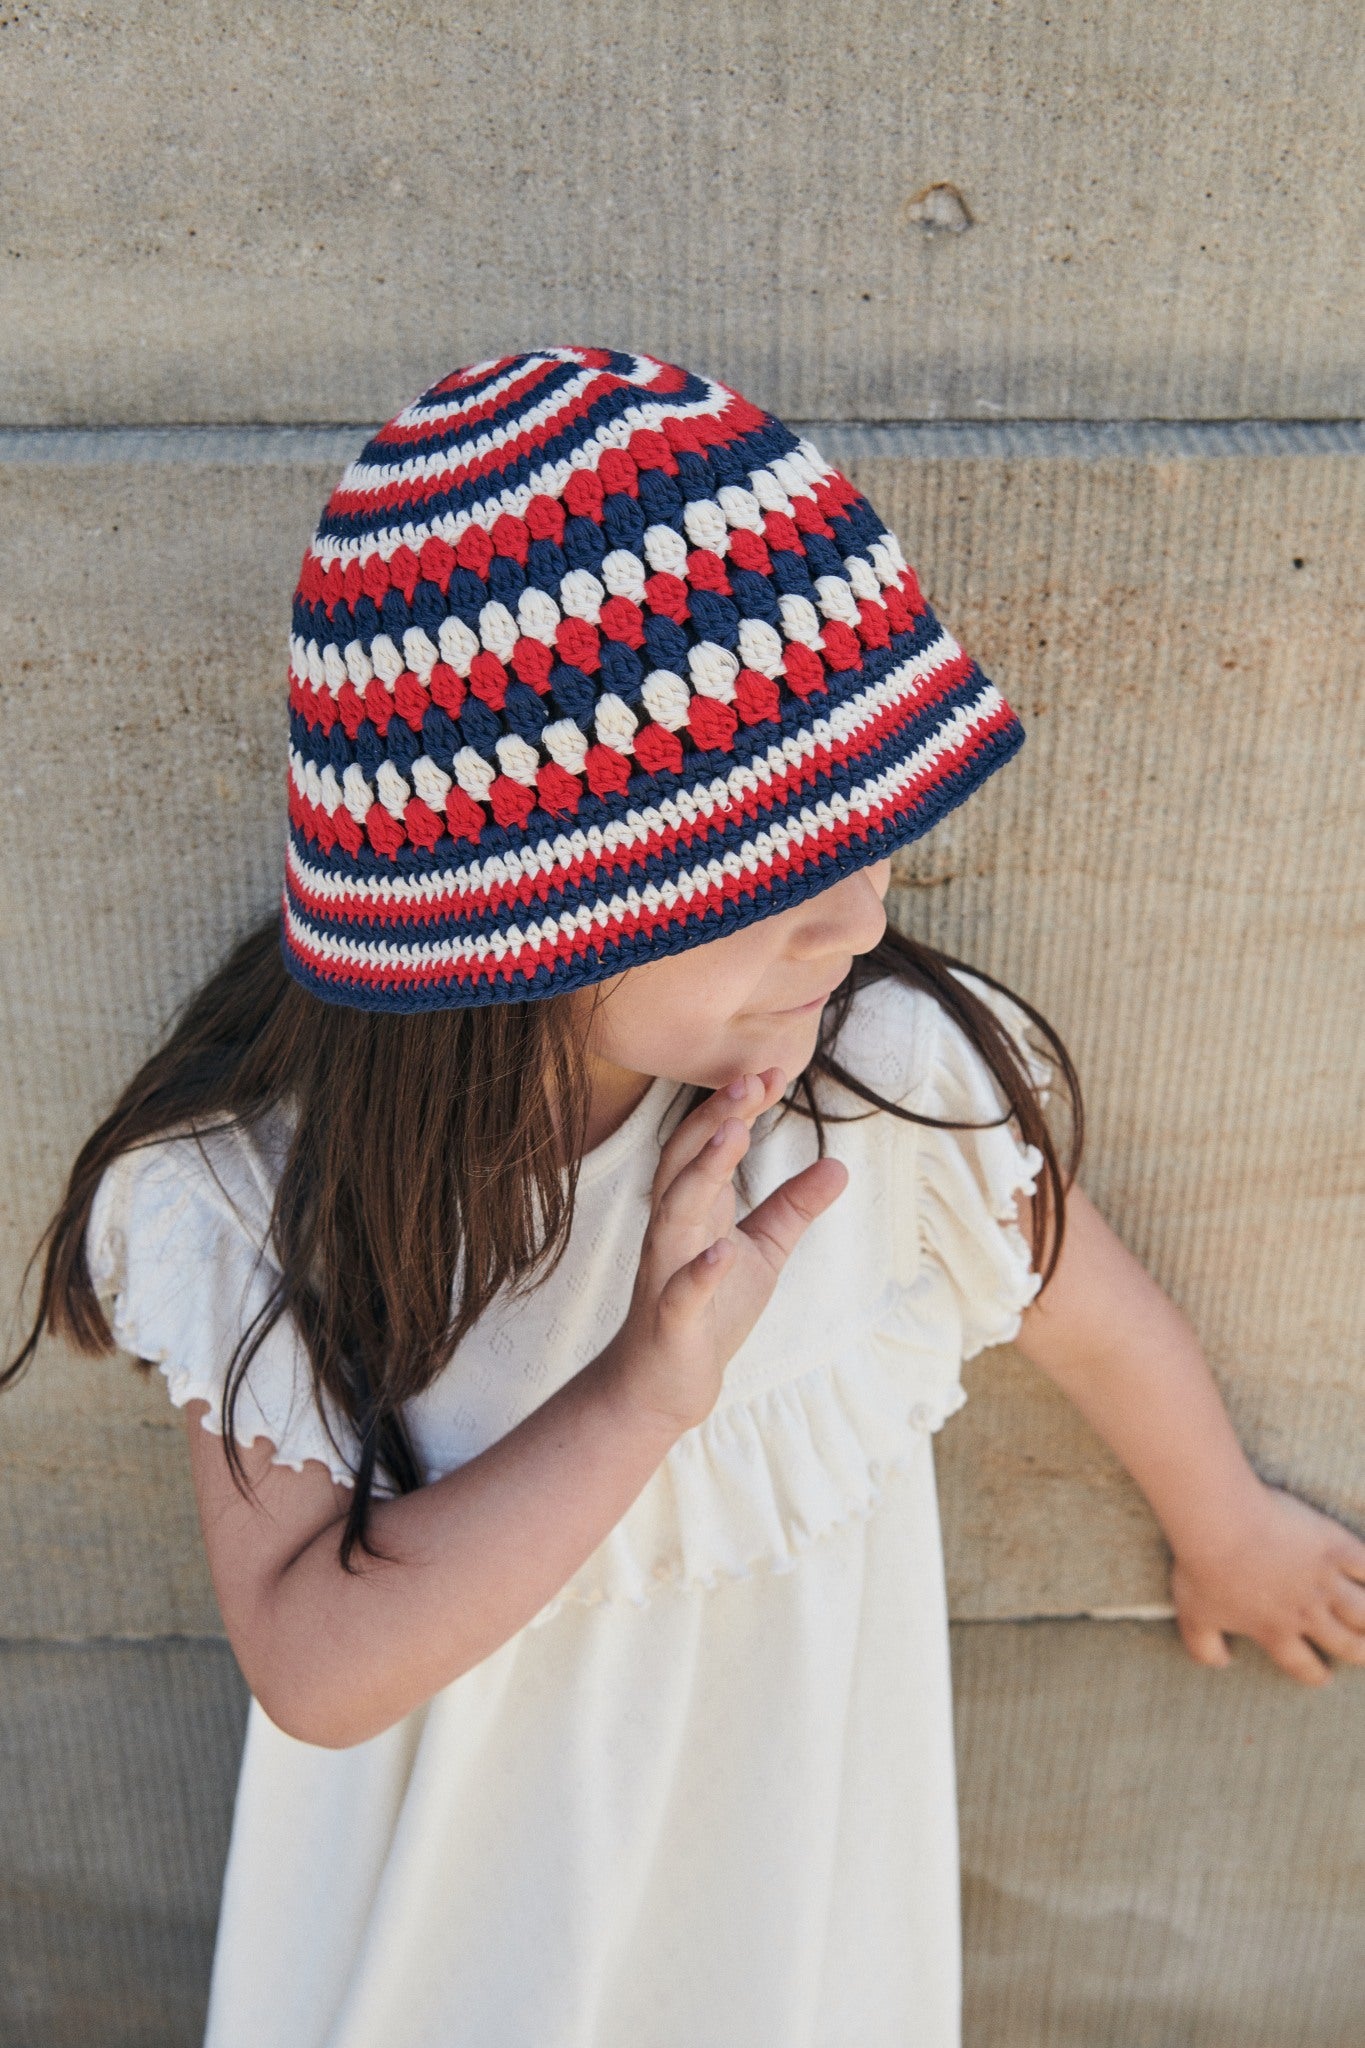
[910,968,1051,1360]
[918,1121,1046,1360]
[83,969,1053,1620]
[526,975,1053,1627]
[527,1318,967,1630]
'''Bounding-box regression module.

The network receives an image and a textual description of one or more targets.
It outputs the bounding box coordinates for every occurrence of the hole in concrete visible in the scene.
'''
[903,182,975,233]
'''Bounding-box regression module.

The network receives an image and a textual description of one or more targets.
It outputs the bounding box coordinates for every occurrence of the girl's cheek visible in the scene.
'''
[594,947,786,1075]
[695,996,829,1074]
[587,992,722,1076]
[620,996,775,1087]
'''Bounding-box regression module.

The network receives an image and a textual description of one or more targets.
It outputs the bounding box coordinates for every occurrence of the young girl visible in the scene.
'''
[8,348,1364,2048]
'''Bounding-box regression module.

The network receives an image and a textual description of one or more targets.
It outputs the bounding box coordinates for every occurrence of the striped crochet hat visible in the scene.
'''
[282,347,1024,1009]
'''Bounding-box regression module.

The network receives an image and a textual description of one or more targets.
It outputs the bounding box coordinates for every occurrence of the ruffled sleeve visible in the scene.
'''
[907,966,1053,1360]
[85,1123,365,1489]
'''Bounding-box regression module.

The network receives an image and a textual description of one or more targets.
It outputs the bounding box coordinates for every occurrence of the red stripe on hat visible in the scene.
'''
[285,696,1015,997]
[371,359,570,450]
[286,645,978,922]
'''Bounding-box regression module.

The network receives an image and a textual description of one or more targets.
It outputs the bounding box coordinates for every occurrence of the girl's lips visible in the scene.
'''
[744,961,851,1020]
[780,995,826,1015]
[771,981,842,1016]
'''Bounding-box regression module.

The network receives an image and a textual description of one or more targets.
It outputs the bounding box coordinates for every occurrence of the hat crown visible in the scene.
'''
[281,347,1023,1009]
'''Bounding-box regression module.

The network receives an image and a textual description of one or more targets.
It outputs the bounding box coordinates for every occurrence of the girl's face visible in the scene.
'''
[582,857,894,1094]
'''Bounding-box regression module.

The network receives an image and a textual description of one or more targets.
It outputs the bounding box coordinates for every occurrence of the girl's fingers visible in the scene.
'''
[653,1068,785,1204]
[1263,1634,1332,1688]
[651,1116,749,1238]
[1305,1608,1365,1670]
[1175,1611,1232,1669]
[654,1234,736,1328]
[1328,1572,1365,1634]
[735,1156,850,1275]
[1334,1532,1365,1587]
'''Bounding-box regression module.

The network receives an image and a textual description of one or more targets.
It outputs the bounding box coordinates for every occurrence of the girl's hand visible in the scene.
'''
[1171,1483,1365,1687]
[1012,1184,1365,1693]
[599,1067,848,1437]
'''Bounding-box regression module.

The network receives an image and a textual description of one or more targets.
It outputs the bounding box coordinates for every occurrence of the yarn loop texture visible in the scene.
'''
[281,346,1026,1010]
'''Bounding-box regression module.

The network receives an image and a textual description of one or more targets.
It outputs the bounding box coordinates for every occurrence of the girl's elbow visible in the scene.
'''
[251,1673,383,1750]
[235,1635,378,1749]
[226,1581,393,1748]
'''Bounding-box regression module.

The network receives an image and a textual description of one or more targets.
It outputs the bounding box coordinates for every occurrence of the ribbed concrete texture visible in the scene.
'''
[1,1,1362,425]
[4,5,1361,2042]
[0,1639,247,2048]
[2,434,1361,1639]
[2,1629,1360,2047]
[954,1622,1365,2048]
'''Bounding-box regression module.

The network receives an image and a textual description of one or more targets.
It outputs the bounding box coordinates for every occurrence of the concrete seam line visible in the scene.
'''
[0,1632,231,1649]
[0,1612,1180,1648]
[0,421,1361,465]
[809,419,1365,460]
[953,1608,1179,1628]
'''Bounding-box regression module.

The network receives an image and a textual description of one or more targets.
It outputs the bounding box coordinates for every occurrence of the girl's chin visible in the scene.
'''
[685,1004,827,1091]
[745,1006,826,1066]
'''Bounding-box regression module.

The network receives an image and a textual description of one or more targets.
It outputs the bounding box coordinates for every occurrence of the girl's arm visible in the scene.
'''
[183,1067,848,1750]
[1012,1182,1365,1686]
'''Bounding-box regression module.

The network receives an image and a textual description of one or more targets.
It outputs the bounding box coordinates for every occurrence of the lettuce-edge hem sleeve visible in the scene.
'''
[85,1129,364,1490]
[910,968,1051,1361]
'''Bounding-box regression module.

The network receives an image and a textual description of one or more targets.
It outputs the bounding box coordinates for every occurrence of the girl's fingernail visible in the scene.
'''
[726,1074,750,1100]
[709,1120,735,1148]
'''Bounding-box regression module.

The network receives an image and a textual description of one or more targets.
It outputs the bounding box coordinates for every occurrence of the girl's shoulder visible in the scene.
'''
[810,961,1053,1361]
[87,1111,292,1272]
[85,1108,360,1488]
[824,960,1054,1123]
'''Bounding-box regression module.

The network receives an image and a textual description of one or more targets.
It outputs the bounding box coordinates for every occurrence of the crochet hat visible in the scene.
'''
[282,347,1024,1009]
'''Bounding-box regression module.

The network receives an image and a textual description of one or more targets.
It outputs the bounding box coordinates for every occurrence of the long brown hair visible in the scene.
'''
[3,914,1082,1568]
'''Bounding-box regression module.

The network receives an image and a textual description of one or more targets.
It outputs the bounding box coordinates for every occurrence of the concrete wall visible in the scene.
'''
[3,1,1362,426]
[6,1628,1362,2048]
[2,5,1362,2042]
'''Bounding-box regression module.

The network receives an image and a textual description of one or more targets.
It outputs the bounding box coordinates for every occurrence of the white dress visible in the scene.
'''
[86,968,1050,2048]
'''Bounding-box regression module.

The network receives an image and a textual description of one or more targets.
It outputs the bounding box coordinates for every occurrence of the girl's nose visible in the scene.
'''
[792,862,891,960]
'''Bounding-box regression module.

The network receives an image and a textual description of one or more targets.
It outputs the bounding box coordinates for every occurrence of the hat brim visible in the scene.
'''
[281,608,1023,1012]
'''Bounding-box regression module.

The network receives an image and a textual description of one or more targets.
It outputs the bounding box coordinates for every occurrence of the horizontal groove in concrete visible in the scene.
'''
[811,419,1365,460]
[0,420,1361,467]
[0,1612,1178,1650]
[0,1633,230,1649]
